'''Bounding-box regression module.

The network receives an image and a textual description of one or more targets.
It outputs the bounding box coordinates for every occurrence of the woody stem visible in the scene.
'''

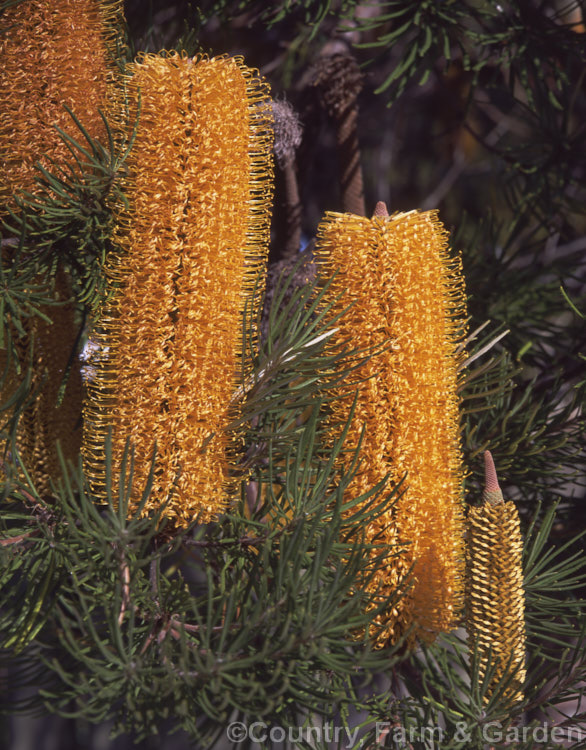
[282,159,302,260]
[336,101,365,216]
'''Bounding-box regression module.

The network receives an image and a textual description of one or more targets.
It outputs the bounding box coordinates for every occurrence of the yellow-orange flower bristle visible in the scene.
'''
[466,451,526,704]
[2,270,83,496]
[82,53,274,526]
[315,207,467,645]
[0,0,123,210]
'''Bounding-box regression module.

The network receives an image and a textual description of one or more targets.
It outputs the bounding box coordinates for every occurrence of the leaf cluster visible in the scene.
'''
[1,106,136,308]
[455,209,586,513]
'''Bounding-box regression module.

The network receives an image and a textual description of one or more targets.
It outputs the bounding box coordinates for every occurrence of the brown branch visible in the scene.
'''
[282,160,302,259]
[0,530,37,546]
[271,100,304,260]
[313,54,365,216]
[118,556,131,625]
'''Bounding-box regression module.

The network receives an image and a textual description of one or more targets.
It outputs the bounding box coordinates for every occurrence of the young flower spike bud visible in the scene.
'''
[0,0,123,209]
[466,451,526,704]
[315,203,467,645]
[82,53,273,526]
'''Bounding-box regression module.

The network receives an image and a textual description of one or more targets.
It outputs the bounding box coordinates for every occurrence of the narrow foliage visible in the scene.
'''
[82,52,274,526]
[315,206,467,645]
[1,269,83,495]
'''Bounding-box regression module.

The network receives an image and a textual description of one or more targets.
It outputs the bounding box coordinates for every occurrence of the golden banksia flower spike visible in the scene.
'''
[466,451,526,704]
[0,0,124,210]
[82,53,274,527]
[315,201,467,646]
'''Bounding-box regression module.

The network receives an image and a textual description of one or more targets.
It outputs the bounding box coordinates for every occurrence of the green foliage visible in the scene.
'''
[1,106,136,308]
[353,0,471,97]
[0,384,404,744]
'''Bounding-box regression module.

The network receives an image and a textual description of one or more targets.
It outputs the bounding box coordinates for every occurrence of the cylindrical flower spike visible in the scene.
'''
[466,451,526,704]
[0,0,123,210]
[82,53,273,526]
[315,203,467,645]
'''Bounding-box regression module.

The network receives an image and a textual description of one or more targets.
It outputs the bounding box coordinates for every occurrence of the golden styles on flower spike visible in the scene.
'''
[82,52,274,526]
[0,0,124,210]
[466,451,526,704]
[315,203,467,646]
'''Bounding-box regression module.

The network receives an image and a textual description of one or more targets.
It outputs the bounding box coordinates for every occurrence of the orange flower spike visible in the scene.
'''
[466,451,526,704]
[82,53,273,526]
[315,203,467,645]
[0,0,123,209]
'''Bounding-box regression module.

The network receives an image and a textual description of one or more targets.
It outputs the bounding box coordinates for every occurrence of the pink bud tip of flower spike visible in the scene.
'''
[373,201,389,218]
[483,450,504,505]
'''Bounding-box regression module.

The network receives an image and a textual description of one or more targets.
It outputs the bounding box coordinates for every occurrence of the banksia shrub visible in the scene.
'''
[466,451,526,704]
[0,0,123,210]
[315,204,467,645]
[82,53,273,526]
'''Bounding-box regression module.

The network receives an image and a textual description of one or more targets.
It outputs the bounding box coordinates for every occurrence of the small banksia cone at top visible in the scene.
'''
[315,202,467,645]
[271,99,304,260]
[0,0,123,210]
[82,52,274,526]
[466,451,526,704]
